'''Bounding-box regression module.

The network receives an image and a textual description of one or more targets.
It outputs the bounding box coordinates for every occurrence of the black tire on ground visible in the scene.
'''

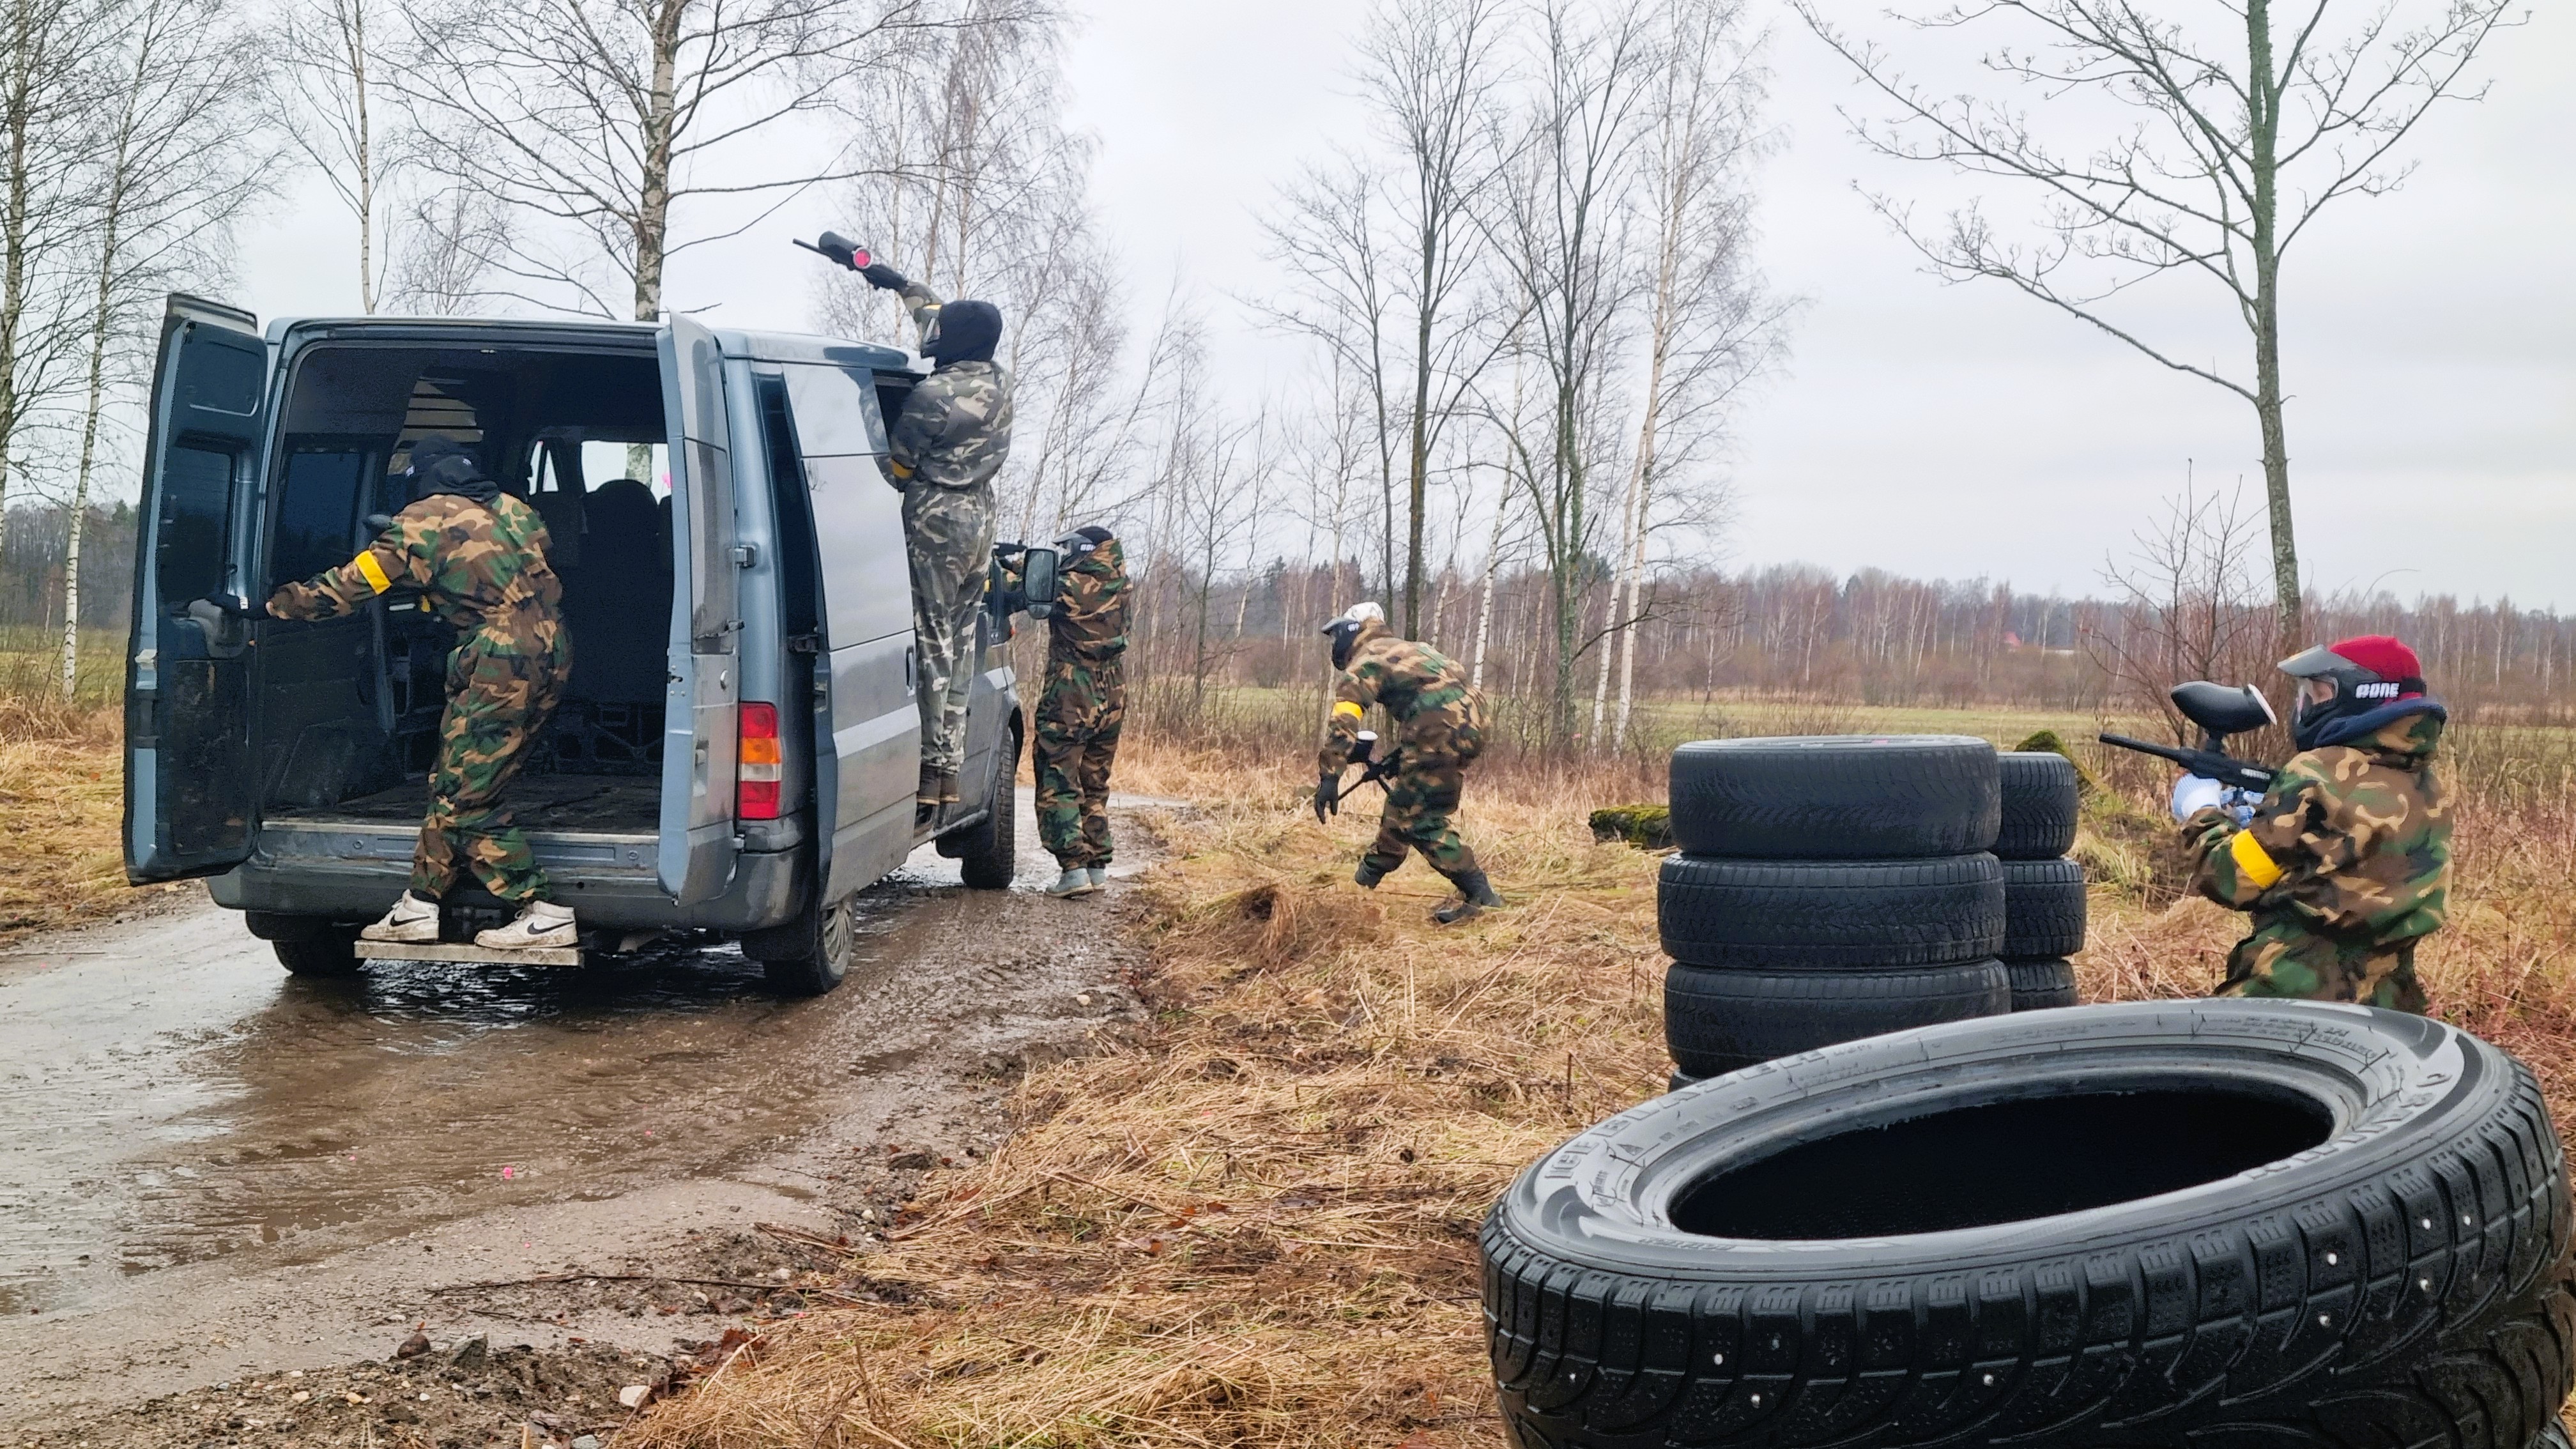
[1667,735,2000,859]
[2002,856,2088,957]
[1996,750,2081,859]
[1485,1000,2576,1449]
[742,889,855,995]
[272,933,364,977]
[956,725,1022,889]
[1657,854,2004,969]
[2005,956,2079,1011]
[1663,961,2009,1078]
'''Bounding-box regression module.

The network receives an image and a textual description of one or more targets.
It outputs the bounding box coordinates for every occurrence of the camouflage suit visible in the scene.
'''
[1025,538,1129,870]
[2181,711,2452,1011]
[1318,617,1487,878]
[882,280,1009,778]
[268,493,572,905]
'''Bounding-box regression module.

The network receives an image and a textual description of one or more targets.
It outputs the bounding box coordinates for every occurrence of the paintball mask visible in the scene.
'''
[2279,635,2428,749]
[1055,524,1114,558]
[1321,602,1385,671]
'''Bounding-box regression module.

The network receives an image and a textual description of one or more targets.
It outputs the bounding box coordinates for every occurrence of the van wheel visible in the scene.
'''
[745,892,854,996]
[273,933,364,977]
[957,730,1021,891]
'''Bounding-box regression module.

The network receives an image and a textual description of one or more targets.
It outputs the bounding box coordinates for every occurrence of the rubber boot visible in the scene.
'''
[1353,860,1389,889]
[1087,866,1109,889]
[1432,870,1503,925]
[937,772,962,806]
[916,763,944,825]
[1045,867,1098,899]
[361,890,440,943]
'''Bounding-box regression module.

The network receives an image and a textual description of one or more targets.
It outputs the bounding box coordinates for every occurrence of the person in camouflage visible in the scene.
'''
[2174,634,2451,1011]
[263,435,578,950]
[1313,602,1503,924]
[1019,525,1128,899]
[854,256,1011,818]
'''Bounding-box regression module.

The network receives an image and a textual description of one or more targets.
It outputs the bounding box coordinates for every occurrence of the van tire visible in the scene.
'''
[2005,956,2080,1010]
[745,892,854,996]
[1663,961,2008,1077]
[1486,1000,2576,1449]
[273,933,363,976]
[957,728,1022,891]
[1997,749,2081,859]
[1656,854,2004,969]
[2002,856,2088,956]
[1667,735,2000,859]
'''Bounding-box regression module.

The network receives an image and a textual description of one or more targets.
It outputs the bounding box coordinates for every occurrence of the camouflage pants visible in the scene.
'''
[2216,917,2430,1014]
[1035,657,1123,868]
[904,482,997,774]
[1365,751,1479,879]
[414,625,569,905]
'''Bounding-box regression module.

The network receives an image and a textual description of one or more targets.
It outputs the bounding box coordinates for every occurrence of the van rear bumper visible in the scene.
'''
[209,820,807,932]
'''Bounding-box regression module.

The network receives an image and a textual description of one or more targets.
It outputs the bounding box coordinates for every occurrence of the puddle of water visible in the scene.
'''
[0,795,1055,1317]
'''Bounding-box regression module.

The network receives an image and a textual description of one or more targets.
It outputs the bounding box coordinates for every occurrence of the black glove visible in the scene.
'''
[203,593,266,619]
[1314,771,1342,825]
[860,261,909,291]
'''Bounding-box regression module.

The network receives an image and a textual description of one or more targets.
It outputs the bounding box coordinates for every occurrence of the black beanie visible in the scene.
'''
[929,300,1003,366]
[403,434,500,504]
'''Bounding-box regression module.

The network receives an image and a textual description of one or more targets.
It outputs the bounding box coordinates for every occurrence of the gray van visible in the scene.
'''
[122,295,1057,994]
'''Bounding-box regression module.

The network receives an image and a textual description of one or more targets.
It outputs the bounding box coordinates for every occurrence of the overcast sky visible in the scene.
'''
[232,0,2573,608]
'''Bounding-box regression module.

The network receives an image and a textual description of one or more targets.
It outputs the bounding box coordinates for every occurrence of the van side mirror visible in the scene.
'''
[1019,546,1060,620]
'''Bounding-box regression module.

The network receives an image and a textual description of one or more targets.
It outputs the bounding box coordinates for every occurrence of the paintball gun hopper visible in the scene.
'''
[2100,681,2277,790]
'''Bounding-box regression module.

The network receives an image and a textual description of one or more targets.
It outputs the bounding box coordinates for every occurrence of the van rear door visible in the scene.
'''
[123,296,269,883]
[657,316,743,903]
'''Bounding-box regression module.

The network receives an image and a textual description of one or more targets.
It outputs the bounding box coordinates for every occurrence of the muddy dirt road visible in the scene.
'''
[0,791,1160,1434]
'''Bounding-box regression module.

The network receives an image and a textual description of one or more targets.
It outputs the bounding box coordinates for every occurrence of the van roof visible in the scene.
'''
[267,315,920,374]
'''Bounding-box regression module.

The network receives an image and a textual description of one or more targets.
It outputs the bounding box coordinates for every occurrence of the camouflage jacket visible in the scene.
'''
[266,493,565,652]
[1318,617,1485,776]
[2182,709,2451,948]
[1044,538,1129,667]
[881,281,1013,492]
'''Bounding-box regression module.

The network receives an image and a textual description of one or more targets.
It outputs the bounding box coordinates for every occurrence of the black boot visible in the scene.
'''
[1433,870,1503,925]
[1353,860,1389,889]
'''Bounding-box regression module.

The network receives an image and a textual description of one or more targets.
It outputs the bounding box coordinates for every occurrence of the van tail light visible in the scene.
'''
[738,702,782,820]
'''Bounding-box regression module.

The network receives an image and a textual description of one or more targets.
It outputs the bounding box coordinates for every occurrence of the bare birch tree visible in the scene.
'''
[0,0,103,516]
[59,0,269,693]
[1793,0,2524,640]
[275,0,400,312]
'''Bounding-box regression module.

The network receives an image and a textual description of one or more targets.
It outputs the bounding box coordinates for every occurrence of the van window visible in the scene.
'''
[781,365,887,456]
[273,450,369,586]
[155,446,233,607]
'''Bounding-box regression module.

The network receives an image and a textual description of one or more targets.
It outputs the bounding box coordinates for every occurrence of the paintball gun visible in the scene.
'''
[2099,681,2279,792]
[792,231,870,272]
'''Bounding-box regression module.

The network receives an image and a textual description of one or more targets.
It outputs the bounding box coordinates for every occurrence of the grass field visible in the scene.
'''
[629,709,2576,1448]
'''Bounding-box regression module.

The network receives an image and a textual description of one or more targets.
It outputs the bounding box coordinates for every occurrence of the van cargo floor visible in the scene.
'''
[268,775,660,832]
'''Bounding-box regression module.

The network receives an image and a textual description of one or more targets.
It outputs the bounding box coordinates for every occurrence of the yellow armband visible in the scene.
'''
[353,551,393,595]
[889,460,915,480]
[2230,829,2284,889]
[1333,701,1363,721]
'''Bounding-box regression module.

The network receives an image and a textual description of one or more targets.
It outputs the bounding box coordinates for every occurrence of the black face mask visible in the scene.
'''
[928,300,1003,366]
[403,436,500,505]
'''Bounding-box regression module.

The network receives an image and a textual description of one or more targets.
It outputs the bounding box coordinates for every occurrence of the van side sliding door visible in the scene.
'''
[123,295,269,883]
[656,317,742,904]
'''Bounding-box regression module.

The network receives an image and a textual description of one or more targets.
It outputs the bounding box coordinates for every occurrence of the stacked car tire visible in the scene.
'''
[1659,735,2011,1082]
[1997,750,2086,1010]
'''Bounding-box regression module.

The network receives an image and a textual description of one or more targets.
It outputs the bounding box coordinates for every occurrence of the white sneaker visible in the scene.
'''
[360,891,441,943]
[475,900,577,951]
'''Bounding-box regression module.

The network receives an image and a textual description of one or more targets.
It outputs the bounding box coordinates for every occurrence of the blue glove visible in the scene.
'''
[2218,786,2258,828]
[2171,774,2227,823]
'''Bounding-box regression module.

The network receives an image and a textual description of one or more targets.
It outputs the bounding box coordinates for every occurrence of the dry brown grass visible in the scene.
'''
[634,718,2576,1449]
[627,738,1669,1448]
[0,706,133,941]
